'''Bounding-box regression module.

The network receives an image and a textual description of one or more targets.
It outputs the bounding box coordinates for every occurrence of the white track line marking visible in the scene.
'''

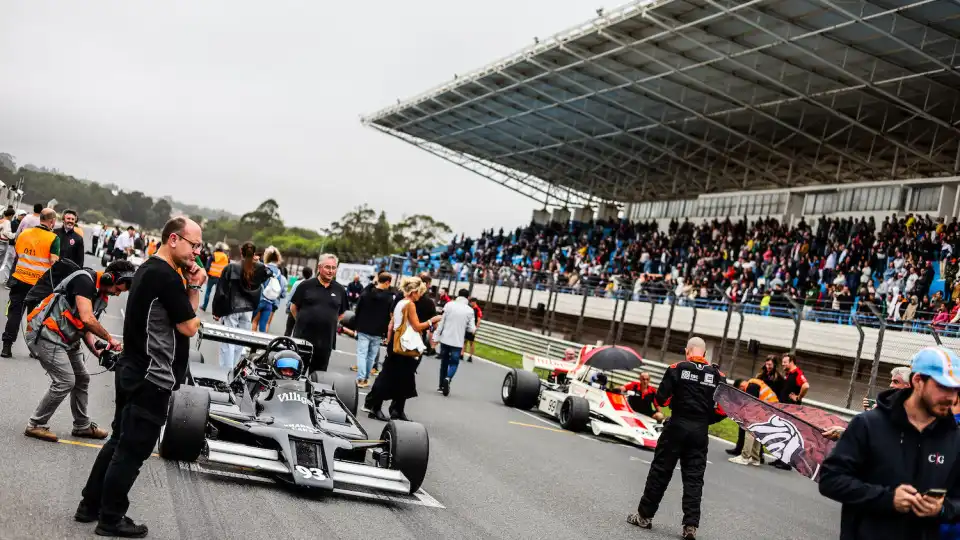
[178,462,444,508]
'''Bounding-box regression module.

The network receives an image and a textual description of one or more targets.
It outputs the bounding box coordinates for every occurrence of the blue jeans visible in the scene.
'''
[355,332,379,381]
[219,311,252,369]
[252,299,275,332]
[439,344,463,386]
[201,277,219,310]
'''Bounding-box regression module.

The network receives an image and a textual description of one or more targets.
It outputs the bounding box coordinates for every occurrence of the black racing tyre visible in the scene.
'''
[158,386,210,462]
[383,420,429,494]
[558,395,590,432]
[500,368,541,409]
[310,371,359,416]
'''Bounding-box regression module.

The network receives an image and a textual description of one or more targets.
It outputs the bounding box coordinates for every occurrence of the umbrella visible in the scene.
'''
[582,346,643,372]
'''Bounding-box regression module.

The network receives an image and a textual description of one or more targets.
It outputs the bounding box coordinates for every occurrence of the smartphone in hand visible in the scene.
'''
[925,488,947,499]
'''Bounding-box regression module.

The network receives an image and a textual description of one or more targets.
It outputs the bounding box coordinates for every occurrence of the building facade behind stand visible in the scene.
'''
[621,176,958,230]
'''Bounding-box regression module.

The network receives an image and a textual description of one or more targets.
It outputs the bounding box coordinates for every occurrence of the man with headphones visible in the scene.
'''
[22,260,135,443]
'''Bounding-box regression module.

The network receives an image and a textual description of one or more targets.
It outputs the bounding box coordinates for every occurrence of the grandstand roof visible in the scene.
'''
[362,0,960,208]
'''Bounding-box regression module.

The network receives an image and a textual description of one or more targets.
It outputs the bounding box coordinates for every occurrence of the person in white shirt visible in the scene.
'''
[0,208,14,282]
[112,227,136,259]
[433,289,476,396]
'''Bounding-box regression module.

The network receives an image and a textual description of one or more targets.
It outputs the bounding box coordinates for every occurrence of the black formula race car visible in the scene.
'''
[157,323,430,494]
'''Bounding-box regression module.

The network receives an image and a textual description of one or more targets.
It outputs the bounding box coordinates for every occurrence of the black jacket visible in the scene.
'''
[354,287,393,338]
[54,227,84,268]
[819,388,960,540]
[211,262,269,318]
[655,357,726,427]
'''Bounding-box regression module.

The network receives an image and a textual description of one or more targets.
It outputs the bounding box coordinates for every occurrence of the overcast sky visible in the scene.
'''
[0,0,615,237]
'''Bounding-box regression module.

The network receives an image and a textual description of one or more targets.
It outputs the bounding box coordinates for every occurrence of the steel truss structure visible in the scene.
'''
[363,0,960,208]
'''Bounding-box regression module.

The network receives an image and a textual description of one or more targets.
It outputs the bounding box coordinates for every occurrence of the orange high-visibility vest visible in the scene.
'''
[146,241,158,256]
[13,227,56,285]
[742,378,779,404]
[208,251,228,278]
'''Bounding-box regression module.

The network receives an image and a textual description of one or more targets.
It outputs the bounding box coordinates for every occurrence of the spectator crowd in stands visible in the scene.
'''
[409,212,960,333]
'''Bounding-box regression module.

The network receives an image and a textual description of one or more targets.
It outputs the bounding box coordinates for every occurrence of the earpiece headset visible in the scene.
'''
[100,270,136,288]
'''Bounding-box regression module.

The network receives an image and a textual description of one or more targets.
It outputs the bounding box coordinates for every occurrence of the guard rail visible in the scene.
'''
[476,320,858,421]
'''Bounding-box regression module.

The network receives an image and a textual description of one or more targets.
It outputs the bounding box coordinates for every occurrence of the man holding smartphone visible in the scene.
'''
[74,217,205,538]
[819,346,960,540]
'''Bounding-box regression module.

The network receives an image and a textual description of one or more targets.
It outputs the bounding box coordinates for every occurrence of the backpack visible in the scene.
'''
[262,272,282,301]
[25,258,83,309]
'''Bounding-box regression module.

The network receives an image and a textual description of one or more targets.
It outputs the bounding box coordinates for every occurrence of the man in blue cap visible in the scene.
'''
[819,346,960,540]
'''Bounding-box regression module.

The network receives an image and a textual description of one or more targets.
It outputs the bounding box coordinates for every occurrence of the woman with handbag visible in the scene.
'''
[364,277,441,421]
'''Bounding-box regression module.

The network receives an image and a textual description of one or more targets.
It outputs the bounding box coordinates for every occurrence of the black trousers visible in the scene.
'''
[80,365,170,524]
[637,421,709,528]
[2,278,32,344]
[283,314,296,337]
[307,346,332,374]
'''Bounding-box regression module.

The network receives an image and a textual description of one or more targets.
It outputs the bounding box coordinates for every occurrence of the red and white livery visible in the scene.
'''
[501,346,662,449]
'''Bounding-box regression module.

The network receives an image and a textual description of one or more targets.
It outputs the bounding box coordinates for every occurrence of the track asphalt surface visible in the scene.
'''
[0,256,840,539]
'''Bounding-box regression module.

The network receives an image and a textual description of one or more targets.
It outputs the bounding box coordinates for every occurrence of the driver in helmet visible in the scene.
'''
[272,350,304,380]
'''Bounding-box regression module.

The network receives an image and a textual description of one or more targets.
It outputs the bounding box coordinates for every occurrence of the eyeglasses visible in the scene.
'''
[319,264,337,270]
[175,233,203,252]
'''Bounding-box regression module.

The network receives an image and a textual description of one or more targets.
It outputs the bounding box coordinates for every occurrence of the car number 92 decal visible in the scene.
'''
[295,465,325,480]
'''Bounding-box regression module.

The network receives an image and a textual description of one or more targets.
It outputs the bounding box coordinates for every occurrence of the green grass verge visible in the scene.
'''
[475,341,740,444]
[473,342,524,370]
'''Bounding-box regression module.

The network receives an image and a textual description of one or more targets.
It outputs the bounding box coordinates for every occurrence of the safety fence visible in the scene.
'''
[476,321,858,421]
[440,265,958,411]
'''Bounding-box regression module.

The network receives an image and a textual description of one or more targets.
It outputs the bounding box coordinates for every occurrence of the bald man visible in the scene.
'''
[1,208,60,357]
[76,216,206,538]
[628,337,727,540]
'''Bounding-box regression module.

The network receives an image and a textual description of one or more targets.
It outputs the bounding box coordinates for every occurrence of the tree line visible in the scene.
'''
[0,155,452,261]
[203,200,452,262]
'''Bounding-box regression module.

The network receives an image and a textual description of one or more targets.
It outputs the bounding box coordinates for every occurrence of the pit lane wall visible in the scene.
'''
[464,282,952,366]
[453,279,952,408]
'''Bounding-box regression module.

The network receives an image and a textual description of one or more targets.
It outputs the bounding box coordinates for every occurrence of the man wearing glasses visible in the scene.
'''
[74,217,205,538]
[290,253,348,373]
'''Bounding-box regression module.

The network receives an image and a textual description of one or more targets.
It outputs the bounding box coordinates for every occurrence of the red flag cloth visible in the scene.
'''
[714,383,847,482]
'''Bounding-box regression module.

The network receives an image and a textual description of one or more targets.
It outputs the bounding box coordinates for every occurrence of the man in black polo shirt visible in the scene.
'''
[291,253,348,373]
[75,217,205,538]
[54,209,85,268]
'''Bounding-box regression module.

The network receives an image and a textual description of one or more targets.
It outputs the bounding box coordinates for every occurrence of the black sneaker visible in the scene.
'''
[772,460,792,471]
[626,513,652,529]
[441,377,451,397]
[682,525,697,539]
[466,356,473,362]
[95,516,148,538]
[74,500,98,523]
[0,342,11,358]
[724,448,740,456]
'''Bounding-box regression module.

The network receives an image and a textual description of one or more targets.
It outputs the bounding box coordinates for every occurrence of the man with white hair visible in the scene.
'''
[628,336,726,540]
[290,254,348,373]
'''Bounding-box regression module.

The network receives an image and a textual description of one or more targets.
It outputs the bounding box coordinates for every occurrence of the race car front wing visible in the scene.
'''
[204,437,413,494]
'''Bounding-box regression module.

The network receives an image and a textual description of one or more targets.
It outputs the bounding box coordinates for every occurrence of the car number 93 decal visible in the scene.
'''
[295,465,325,480]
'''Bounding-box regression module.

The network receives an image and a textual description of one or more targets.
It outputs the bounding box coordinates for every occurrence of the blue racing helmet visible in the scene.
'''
[272,350,304,380]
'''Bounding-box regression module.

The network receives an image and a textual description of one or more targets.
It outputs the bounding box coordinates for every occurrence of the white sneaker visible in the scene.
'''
[728,456,754,466]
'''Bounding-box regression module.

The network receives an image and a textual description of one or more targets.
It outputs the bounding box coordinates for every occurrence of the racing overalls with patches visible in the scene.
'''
[25,269,107,348]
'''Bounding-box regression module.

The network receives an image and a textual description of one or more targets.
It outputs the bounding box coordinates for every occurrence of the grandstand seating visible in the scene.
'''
[416,213,960,336]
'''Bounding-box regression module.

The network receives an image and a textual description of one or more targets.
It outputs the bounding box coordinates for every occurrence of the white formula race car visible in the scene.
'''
[500,345,662,449]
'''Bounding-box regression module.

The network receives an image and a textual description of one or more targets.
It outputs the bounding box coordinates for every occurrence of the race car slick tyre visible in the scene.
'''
[558,396,590,432]
[383,420,429,494]
[158,386,210,462]
[310,371,359,416]
[501,368,540,409]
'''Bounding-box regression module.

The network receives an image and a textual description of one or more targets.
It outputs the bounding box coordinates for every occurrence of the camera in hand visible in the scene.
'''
[94,341,120,371]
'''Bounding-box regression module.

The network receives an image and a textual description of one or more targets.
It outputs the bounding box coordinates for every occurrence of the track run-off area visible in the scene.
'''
[0,257,839,539]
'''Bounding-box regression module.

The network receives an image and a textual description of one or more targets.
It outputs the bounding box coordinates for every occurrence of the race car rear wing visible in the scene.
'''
[522,353,579,373]
[198,322,314,364]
